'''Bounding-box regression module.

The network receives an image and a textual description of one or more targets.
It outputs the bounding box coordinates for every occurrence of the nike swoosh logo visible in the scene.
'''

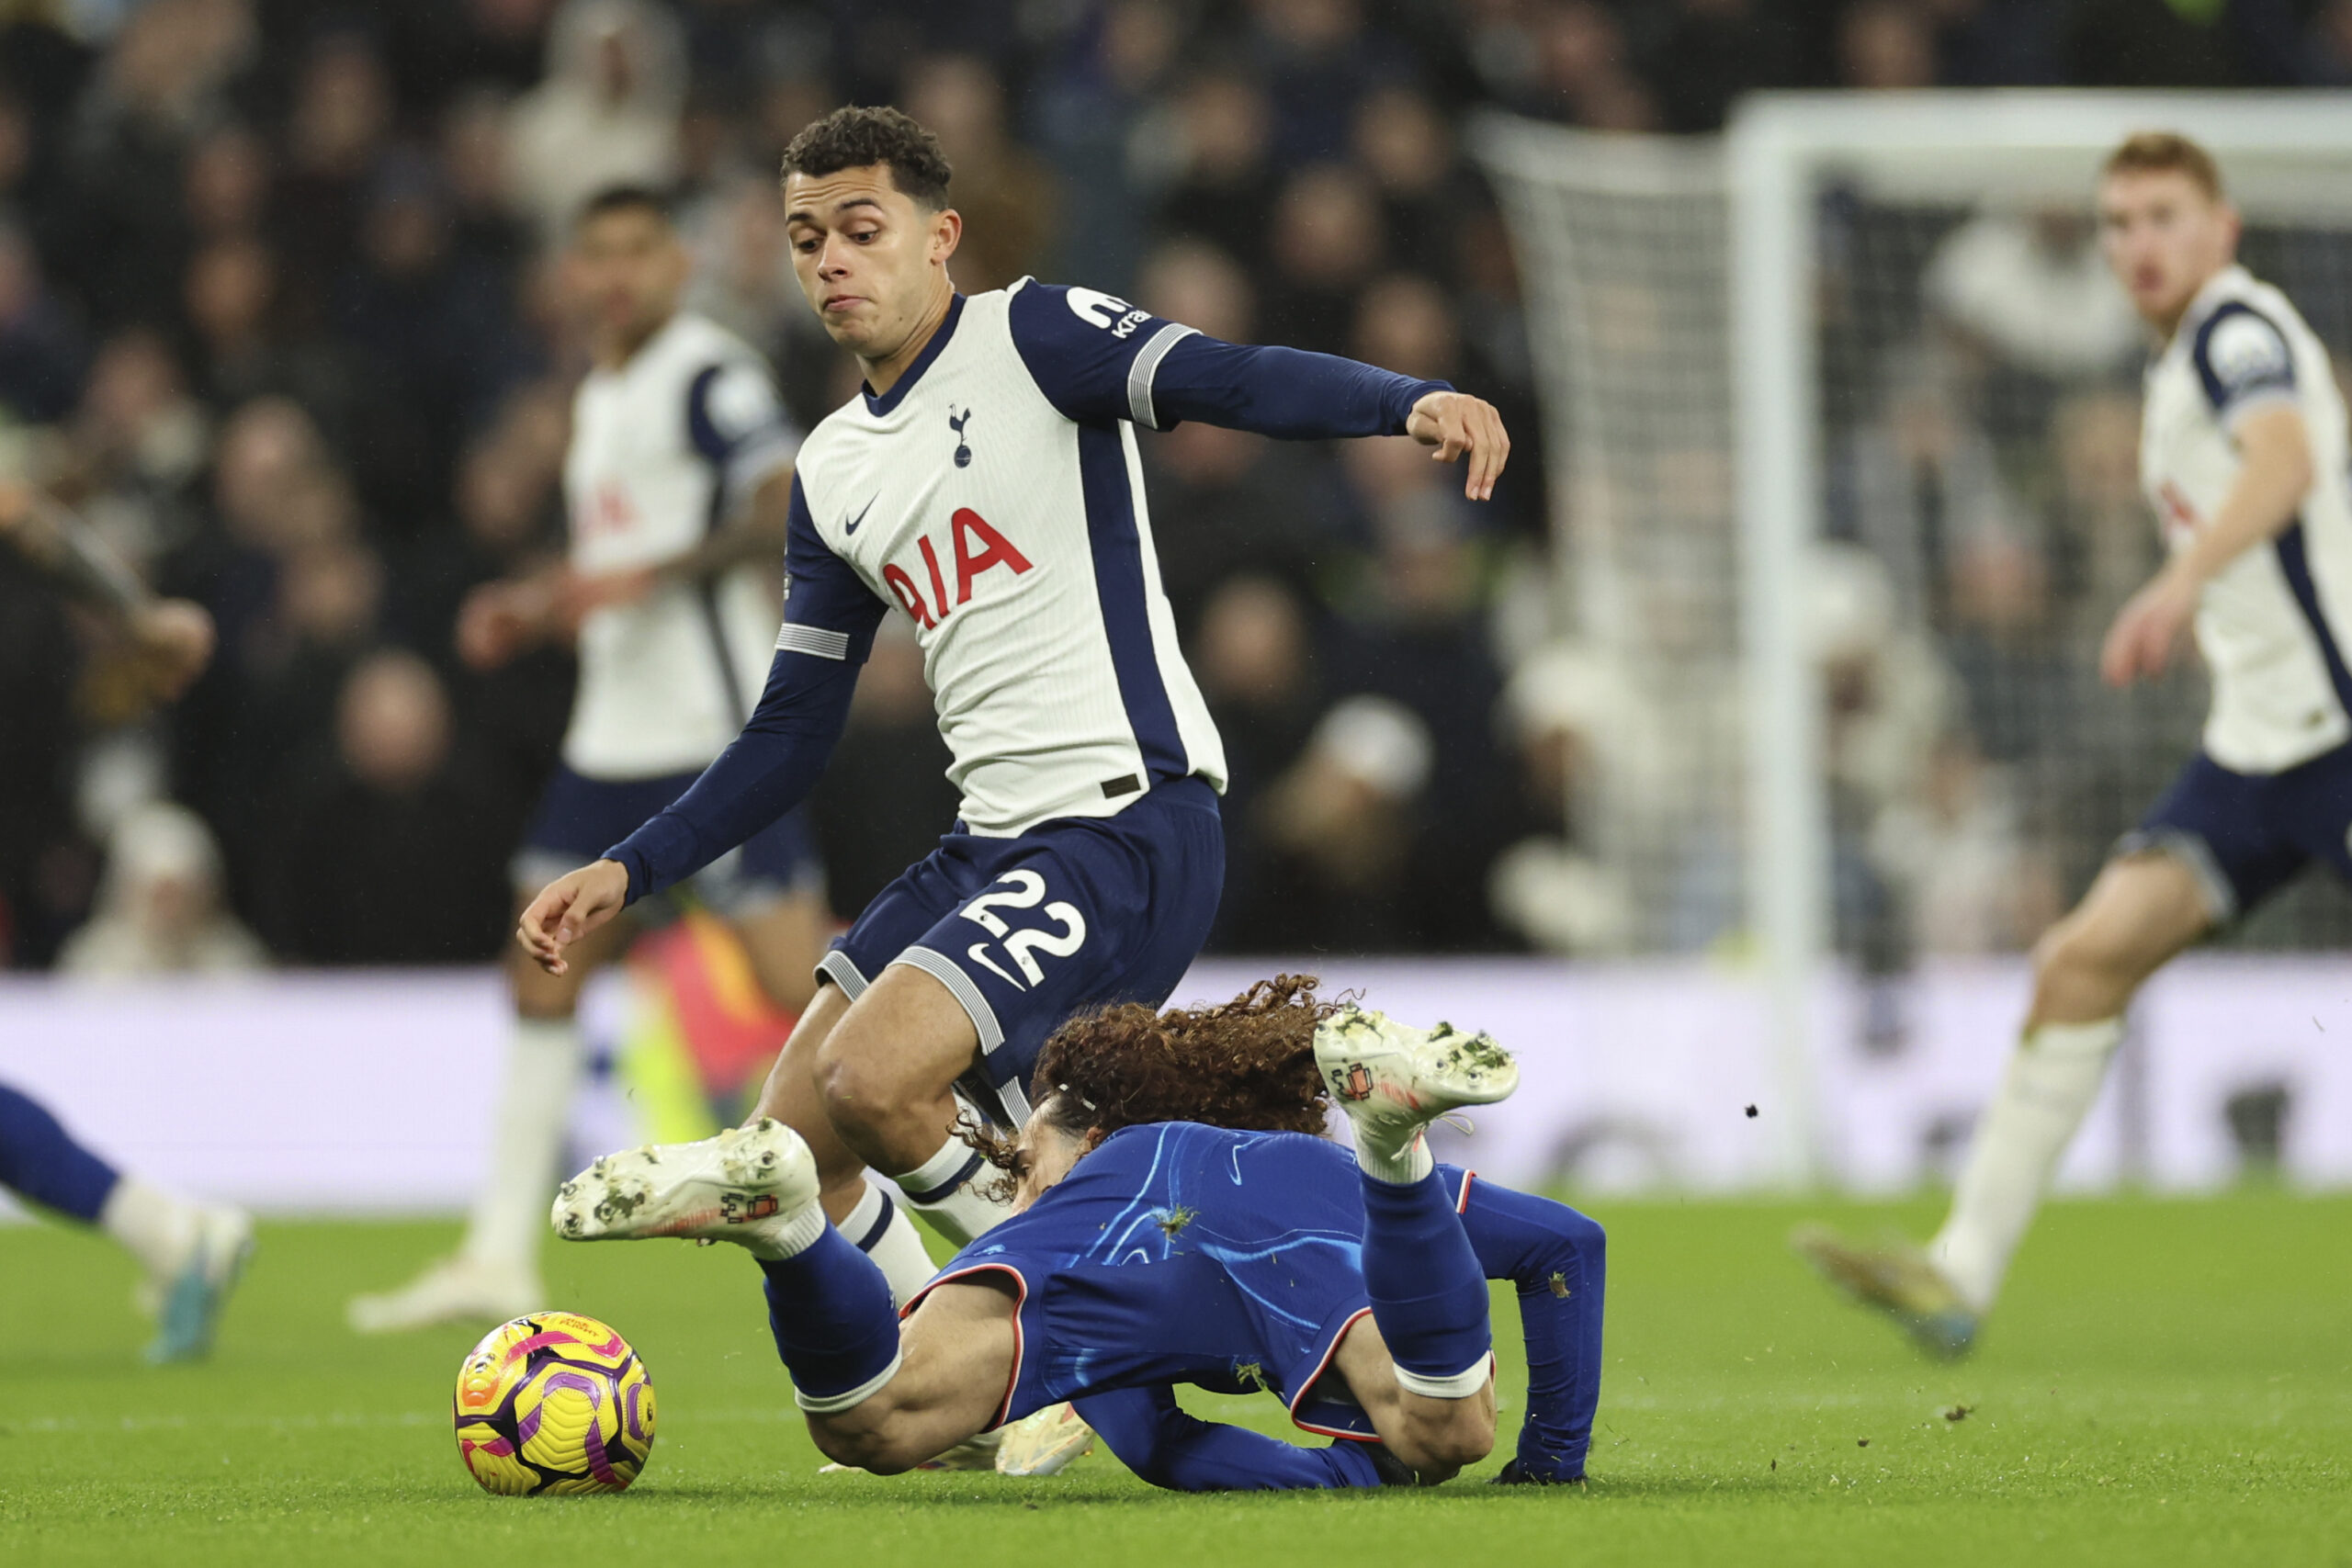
[843,494,877,536]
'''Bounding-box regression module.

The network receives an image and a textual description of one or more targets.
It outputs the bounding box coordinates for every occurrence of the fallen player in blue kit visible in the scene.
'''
[553,977,1603,1488]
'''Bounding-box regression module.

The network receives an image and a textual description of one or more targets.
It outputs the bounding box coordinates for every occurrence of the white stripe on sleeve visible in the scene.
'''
[1126,322,1198,430]
[774,623,851,660]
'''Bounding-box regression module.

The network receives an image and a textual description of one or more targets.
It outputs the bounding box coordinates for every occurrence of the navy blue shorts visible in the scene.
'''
[2124,742,2352,921]
[819,776,1224,1125]
[514,763,823,917]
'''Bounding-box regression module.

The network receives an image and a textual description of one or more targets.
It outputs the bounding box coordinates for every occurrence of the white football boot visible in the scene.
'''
[346,1254,545,1335]
[1314,1007,1519,1179]
[551,1118,820,1251]
[142,1203,254,1363]
[1791,1225,1980,1360]
[994,1402,1096,1476]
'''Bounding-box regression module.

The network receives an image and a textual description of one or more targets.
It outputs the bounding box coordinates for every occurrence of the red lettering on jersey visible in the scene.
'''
[951,508,1034,604]
[583,480,639,537]
[882,563,935,628]
[884,513,1035,629]
[918,535,952,619]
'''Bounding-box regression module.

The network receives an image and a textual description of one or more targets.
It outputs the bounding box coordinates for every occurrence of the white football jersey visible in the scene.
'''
[2141,264,2352,773]
[561,310,800,778]
[777,283,1227,835]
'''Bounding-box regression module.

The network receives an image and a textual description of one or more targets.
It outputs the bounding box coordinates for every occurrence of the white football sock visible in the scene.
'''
[1351,1128,1434,1187]
[460,1016,582,1269]
[1928,1016,2124,1313]
[910,1182,1012,1247]
[892,1134,1012,1247]
[99,1175,199,1281]
[839,1180,938,1308]
[738,1200,829,1262]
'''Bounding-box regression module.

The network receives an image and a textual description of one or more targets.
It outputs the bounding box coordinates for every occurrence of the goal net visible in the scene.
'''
[1479,96,2352,1171]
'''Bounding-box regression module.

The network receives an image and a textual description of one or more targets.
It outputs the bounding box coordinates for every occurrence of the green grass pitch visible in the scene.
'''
[3,1192,2347,1566]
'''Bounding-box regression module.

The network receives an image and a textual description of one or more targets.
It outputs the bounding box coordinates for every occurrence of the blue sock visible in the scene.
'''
[1358,1168,1490,1390]
[1076,1388,1389,1491]
[759,1225,903,1410]
[0,1083,119,1223]
[1460,1179,1605,1482]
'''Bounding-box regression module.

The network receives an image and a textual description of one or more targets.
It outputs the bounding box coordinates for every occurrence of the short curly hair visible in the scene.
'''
[781,106,954,210]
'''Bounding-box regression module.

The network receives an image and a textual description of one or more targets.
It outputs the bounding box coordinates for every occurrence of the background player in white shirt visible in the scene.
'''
[0,485,250,1362]
[513,107,1508,1352]
[351,188,832,1332]
[1800,133,2352,1356]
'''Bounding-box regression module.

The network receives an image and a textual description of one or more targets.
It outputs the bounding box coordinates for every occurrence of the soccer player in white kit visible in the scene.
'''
[513,106,1510,1459]
[1799,133,2352,1356]
[350,187,833,1332]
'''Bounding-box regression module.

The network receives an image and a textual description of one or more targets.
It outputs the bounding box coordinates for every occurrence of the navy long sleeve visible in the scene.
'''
[603,649,860,902]
[1007,279,1449,439]
[1459,1178,1606,1483]
[603,474,886,903]
[1075,1387,1386,1491]
[1146,334,1443,438]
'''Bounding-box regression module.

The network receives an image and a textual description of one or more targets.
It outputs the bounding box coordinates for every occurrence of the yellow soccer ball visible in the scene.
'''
[453,1312,656,1495]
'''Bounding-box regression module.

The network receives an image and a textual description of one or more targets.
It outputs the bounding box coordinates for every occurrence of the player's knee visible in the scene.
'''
[813,1026,913,1134]
[806,1404,923,1474]
[1436,1419,1496,1470]
[2035,920,2152,1024]
[808,1420,896,1472]
[510,976,582,1022]
[1557,1209,1605,1270]
[1408,1407,1496,1473]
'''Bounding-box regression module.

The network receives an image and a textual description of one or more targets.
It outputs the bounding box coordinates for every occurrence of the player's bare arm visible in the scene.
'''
[2097,152,2310,689]
[0,479,215,697]
[2101,402,2311,686]
[455,559,568,671]
[557,467,797,615]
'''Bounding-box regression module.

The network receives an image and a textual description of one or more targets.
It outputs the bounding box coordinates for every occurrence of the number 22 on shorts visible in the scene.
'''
[958,869,1087,989]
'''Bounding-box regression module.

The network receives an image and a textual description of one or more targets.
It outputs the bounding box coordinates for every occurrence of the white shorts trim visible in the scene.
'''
[890,946,1006,1054]
[818,948,871,1001]
[2115,827,2237,924]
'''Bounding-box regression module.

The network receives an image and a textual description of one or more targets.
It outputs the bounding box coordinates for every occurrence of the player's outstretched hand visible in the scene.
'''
[517,859,630,976]
[1406,390,1510,502]
[458,581,531,671]
[2099,566,2199,687]
[560,565,660,618]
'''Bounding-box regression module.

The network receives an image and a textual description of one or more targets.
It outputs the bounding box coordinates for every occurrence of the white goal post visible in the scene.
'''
[1481,93,2352,1185]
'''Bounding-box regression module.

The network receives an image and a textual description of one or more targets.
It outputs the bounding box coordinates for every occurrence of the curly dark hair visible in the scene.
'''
[960,975,1342,1184]
[781,105,953,209]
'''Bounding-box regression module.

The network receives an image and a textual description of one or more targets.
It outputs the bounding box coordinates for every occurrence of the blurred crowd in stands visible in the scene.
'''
[0,0,2335,973]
